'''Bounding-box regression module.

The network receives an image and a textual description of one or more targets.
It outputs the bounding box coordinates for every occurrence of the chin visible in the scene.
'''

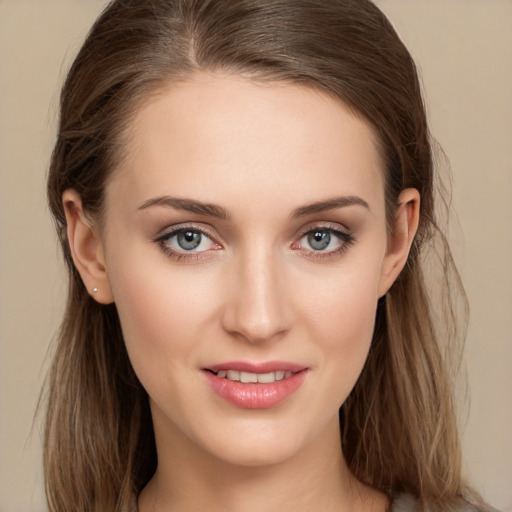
[196,413,334,469]
[209,435,303,468]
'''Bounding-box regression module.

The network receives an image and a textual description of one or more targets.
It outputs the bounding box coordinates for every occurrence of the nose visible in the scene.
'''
[221,247,292,344]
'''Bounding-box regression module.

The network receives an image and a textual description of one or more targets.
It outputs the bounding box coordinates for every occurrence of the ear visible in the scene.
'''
[378,188,420,297]
[62,189,114,304]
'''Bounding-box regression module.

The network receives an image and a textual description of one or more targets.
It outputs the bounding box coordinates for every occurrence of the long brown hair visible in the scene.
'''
[45,1,476,510]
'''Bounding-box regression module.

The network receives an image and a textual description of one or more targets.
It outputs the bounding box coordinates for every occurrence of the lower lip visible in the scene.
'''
[203,370,308,409]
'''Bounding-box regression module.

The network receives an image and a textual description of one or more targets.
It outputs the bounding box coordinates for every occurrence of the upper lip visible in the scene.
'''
[205,361,307,374]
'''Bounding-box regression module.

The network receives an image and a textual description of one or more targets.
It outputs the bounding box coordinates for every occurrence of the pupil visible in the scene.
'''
[308,231,330,250]
[178,231,201,250]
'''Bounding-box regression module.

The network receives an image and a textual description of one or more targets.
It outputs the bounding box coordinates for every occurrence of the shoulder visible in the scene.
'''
[390,494,502,512]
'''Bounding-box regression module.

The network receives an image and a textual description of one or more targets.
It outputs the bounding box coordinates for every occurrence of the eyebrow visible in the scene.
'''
[137,195,369,219]
[138,196,230,219]
[290,196,370,218]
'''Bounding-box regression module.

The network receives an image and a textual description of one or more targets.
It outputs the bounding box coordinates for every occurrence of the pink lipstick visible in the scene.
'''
[203,361,308,409]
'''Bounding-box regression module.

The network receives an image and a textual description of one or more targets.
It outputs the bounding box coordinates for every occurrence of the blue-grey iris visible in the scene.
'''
[177,231,202,250]
[308,231,330,250]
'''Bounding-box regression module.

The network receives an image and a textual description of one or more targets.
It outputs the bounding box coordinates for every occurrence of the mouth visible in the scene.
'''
[205,369,295,383]
[203,362,308,409]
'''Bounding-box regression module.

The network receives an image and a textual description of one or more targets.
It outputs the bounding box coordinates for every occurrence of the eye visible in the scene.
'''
[294,225,355,258]
[305,230,334,251]
[173,230,206,251]
[155,226,221,260]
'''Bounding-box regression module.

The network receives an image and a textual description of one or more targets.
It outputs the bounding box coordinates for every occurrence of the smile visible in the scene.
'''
[203,362,308,409]
[210,370,294,383]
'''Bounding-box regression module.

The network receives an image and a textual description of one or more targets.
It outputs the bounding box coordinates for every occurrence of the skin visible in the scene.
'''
[63,73,419,512]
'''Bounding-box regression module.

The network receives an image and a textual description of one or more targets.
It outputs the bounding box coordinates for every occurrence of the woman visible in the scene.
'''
[44,1,494,511]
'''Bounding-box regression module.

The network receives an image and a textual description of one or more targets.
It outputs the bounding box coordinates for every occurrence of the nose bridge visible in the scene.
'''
[222,242,291,343]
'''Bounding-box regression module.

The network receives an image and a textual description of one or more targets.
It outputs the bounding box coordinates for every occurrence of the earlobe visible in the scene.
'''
[62,189,114,304]
[378,188,420,297]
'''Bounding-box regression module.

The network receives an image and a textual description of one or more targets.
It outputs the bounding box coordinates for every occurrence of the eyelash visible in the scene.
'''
[154,224,220,262]
[295,224,356,260]
[154,223,356,262]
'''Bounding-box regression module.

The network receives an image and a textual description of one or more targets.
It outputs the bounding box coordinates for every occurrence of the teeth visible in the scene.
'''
[240,371,258,383]
[215,370,295,383]
[257,372,276,383]
[226,370,240,381]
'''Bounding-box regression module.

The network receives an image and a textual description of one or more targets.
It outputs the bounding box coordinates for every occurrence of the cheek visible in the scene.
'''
[105,246,218,380]
[301,253,382,337]
[318,281,377,358]
[297,257,383,397]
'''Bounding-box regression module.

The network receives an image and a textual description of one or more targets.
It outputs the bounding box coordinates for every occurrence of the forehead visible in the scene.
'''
[106,73,385,217]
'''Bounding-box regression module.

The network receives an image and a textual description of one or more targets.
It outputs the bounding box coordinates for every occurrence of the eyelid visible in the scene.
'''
[291,222,356,257]
[292,221,352,242]
[155,222,218,242]
[154,223,222,261]
[153,221,355,262]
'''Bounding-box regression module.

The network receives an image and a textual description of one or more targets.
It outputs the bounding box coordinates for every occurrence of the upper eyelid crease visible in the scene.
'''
[157,225,353,253]
[156,225,216,242]
[138,195,369,220]
[155,222,353,247]
[298,226,355,243]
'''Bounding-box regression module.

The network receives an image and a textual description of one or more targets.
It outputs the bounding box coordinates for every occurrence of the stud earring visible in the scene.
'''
[93,287,98,294]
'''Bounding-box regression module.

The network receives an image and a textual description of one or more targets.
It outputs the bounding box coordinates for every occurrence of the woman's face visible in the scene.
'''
[99,73,401,466]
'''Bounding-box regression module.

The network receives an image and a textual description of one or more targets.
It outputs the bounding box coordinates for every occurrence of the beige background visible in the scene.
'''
[0,1,511,511]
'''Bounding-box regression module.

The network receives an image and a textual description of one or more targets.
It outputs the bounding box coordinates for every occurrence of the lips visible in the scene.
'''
[203,361,308,409]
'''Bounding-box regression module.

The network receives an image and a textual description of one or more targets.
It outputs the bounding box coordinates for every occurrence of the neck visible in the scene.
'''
[138,413,388,512]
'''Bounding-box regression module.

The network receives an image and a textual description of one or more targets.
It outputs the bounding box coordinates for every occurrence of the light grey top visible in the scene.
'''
[391,494,500,512]
[392,494,430,511]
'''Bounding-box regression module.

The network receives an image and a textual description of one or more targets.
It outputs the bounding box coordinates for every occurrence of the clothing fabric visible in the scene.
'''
[391,494,429,511]
[391,493,500,512]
